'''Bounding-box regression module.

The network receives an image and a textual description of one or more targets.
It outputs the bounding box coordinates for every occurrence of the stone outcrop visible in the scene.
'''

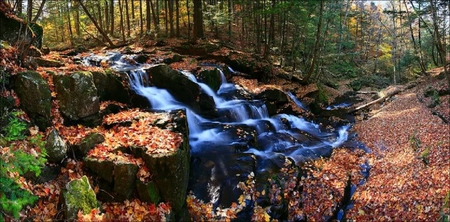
[13,71,52,130]
[54,71,100,126]
[84,109,190,219]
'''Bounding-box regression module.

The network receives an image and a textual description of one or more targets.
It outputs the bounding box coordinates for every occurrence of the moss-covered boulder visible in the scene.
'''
[0,11,43,49]
[72,133,105,158]
[199,68,222,92]
[13,71,52,130]
[144,64,216,117]
[54,71,100,126]
[45,128,68,163]
[61,176,99,220]
[91,70,130,103]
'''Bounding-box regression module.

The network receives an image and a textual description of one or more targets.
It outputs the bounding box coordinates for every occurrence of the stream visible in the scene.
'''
[83,52,368,219]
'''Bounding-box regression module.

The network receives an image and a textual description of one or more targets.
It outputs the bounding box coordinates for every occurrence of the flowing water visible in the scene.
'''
[83,52,361,212]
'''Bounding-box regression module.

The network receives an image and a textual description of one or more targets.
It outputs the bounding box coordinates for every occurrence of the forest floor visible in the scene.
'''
[345,68,450,220]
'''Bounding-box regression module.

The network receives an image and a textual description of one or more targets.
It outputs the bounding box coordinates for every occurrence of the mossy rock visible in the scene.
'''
[72,133,105,158]
[61,176,99,220]
[54,71,100,126]
[13,71,52,130]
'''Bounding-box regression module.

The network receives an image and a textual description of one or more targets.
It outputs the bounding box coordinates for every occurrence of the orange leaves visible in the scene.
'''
[102,199,172,222]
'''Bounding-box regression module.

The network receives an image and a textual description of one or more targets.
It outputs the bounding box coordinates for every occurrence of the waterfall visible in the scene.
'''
[83,52,351,207]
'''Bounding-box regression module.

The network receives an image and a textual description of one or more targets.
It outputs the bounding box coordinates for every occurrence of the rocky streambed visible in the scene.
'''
[9,50,369,220]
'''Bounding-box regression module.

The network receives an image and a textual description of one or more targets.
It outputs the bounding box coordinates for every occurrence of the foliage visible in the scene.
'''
[2,112,27,142]
[0,112,47,220]
[349,75,391,91]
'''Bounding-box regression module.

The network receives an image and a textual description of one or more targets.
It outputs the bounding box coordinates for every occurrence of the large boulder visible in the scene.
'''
[54,72,100,126]
[91,70,130,103]
[61,176,99,220]
[45,128,68,163]
[0,10,43,49]
[198,68,222,92]
[13,71,52,130]
[144,65,216,117]
[255,87,289,116]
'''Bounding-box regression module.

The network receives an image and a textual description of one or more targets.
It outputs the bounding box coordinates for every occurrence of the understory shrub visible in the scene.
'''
[0,111,47,220]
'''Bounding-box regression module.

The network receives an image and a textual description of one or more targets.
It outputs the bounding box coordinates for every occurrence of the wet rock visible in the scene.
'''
[54,71,100,126]
[84,157,114,182]
[91,70,130,103]
[13,71,52,130]
[61,176,99,220]
[45,128,68,163]
[199,68,222,92]
[163,54,183,64]
[256,87,289,116]
[34,57,64,67]
[136,180,161,204]
[72,133,105,158]
[144,64,216,116]
[113,162,138,201]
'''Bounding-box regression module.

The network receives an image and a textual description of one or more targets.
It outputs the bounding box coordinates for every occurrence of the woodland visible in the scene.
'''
[0,0,449,221]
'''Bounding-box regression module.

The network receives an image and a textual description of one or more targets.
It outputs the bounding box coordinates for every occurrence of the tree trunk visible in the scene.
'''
[118,0,125,41]
[109,0,114,35]
[17,0,23,14]
[67,0,74,45]
[77,0,115,47]
[176,0,180,37]
[193,0,203,40]
[146,0,151,31]
[228,0,232,40]
[169,0,174,37]
[31,0,45,23]
[187,0,190,40]
[140,0,143,35]
[430,0,449,85]
[125,0,131,37]
[303,0,324,83]
[105,0,109,33]
[27,0,32,22]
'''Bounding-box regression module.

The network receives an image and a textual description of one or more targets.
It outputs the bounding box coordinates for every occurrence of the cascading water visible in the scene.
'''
[83,52,352,209]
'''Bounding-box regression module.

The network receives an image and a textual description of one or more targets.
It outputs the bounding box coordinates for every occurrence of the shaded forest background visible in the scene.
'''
[5,0,450,85]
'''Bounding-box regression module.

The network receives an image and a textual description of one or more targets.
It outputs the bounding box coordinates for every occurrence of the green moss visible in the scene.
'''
[64,176,98,220]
